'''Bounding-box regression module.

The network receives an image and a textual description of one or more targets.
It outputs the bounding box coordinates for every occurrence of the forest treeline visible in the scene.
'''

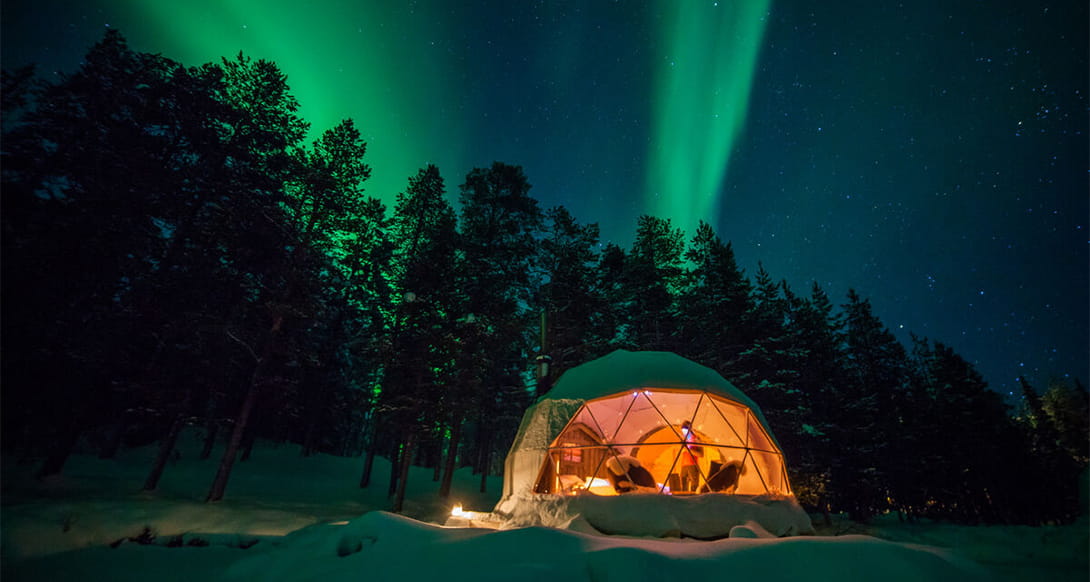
[2,31,1086,524]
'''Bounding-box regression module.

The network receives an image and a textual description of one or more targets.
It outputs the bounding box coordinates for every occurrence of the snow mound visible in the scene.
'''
[498,492,813,538]
[729,520,776,538]
[0,499,318,561]
[223,511,987,582]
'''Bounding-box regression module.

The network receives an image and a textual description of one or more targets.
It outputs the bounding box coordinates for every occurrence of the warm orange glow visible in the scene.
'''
[533,388,793,497]
[584,477,617,496]
[450,504,465,517]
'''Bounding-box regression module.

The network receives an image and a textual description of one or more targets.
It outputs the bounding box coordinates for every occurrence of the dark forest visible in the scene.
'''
[2,31,1086,525]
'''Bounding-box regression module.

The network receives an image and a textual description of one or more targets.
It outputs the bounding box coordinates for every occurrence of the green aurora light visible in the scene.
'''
[43,1,772,234]
[646,1,771,236]
[127,0,467,205]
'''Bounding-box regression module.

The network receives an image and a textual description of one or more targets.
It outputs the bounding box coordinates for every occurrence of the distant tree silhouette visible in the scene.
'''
[625,215,685,351]
[457,162,541,492]
[535,206,608,390]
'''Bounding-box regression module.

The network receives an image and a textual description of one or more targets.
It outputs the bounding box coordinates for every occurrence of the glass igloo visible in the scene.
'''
[532,388,791,497]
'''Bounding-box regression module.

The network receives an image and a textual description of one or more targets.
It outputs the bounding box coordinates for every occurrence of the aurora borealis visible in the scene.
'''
[3,0,1087,395]
[647,0,770,236]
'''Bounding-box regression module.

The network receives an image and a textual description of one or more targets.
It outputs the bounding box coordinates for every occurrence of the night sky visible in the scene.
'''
[3,0,1087,398]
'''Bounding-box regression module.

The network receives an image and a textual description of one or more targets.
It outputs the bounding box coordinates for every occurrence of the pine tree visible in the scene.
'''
[625,215,685,351]
[536,206,606,389]
[5,31,186,476]
[729,265,797,411]
[204,57,333,502]
[457,162,542,488]
[1,31,287,478]
[1015,376,1086,522]
[595,243,634,349]
[676,222,753,369]
[904,340,1014,523]
[830,289,909,520]
[382,164,461,508]
[777,282,843,518]
[1041,379,1090,466]
[287,123,389,461]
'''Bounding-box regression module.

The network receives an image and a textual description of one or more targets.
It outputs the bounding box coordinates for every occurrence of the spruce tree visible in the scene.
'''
[536,206,606,389]
[625,215,685,351]
[831,289,909,520]
[778,282,843,518]
[1041,379,1090,466]
[729,265,798,413]
[384,164,461,505]
[595,243,634,349]
[676,222,753,369]
[906,341,1013,522]
[457,162,541,485]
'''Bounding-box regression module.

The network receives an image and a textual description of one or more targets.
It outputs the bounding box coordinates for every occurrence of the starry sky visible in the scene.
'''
[3,0,1087,398]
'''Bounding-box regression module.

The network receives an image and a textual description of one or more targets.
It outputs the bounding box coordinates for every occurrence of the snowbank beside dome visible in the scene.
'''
[221,511,985,582]
[498,492,813,538]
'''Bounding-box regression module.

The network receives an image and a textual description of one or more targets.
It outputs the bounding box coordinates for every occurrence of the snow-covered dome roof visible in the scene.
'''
[539,350,773,437]
[540,350,751,403]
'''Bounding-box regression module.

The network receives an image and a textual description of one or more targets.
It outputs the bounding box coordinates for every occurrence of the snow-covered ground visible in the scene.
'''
[3,431,1086,581]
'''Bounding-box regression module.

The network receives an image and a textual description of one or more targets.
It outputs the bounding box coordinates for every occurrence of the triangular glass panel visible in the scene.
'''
[611,390,689,447]
[704,395,748,448]
[734,453,769,495]
[745,410,778,453]
[556,403,609,448]
[640,390,701,436]
[568,445,665,496]
[579,445,618,495]
[748,450,787,494]
[585,392,638,444]
[691,394,745,448]
[632,435,680,494]
[709,446,750,493]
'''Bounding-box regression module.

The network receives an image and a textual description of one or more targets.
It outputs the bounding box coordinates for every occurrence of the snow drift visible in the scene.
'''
[3,430,1086,582]
[222,511,988,582]
[498,491,812,538]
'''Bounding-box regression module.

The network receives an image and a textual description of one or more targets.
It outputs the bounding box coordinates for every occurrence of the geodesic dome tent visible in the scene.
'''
[495,350,794,517]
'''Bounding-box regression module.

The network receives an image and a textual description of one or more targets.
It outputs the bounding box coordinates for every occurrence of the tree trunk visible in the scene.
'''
[143,412,185,491]
[301,408,320,457]
[427,429,441,481]
[360,421,378,488]
[301,312,343,457]
[471,432,483,476]
[206,352,269,502]
[438,418,462,499]
[38,377,99,479]
[99,410,130,459]
[392,432,417,513]
[240,422,257,462]
[360,447,377,488]
[200,421,218,460]
[474,427,491,475]
[205,199,307,501]
[300,374,332,457]
[478,438,491,494]
[387,440,401,497]
[37,422,82,480]
[299,373,329,457]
